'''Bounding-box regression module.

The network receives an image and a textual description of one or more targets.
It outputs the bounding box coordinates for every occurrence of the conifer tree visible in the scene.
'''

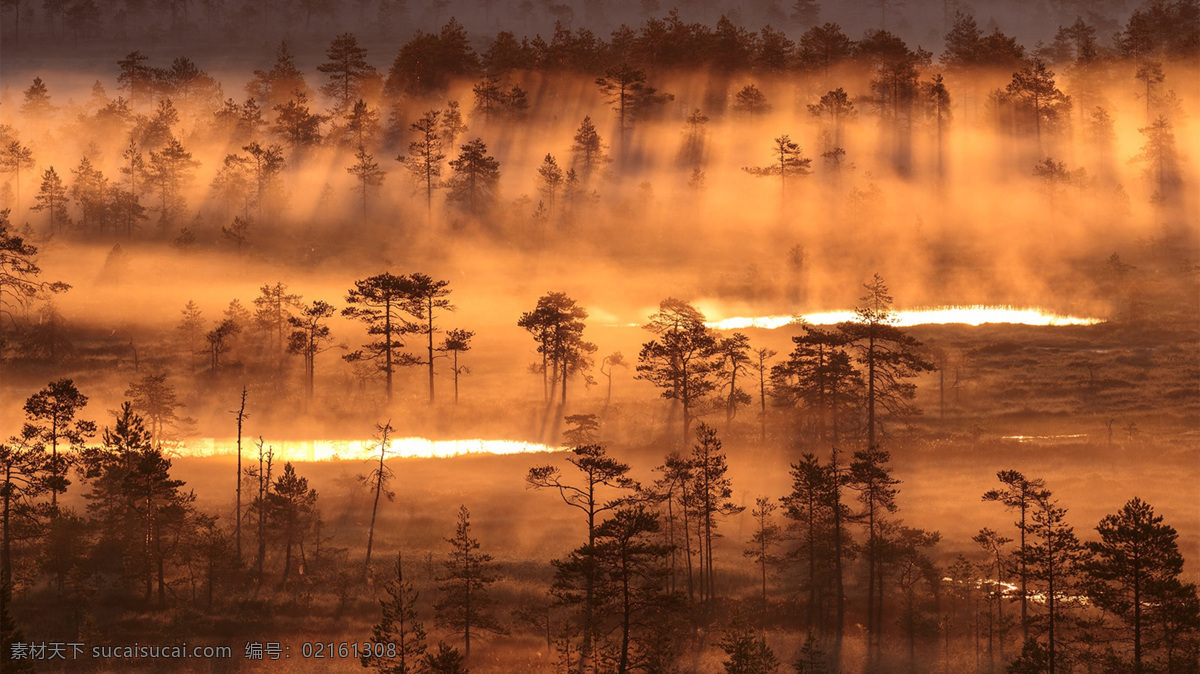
[364,552,429,673]
[435,505,502,660]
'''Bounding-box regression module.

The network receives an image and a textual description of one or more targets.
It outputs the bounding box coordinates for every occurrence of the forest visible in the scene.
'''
[0,0,1198,672]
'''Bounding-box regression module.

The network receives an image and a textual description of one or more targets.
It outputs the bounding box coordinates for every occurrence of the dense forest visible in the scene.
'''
[1,0,1198,672]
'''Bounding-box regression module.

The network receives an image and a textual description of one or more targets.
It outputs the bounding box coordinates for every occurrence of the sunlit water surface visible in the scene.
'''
[705,306,1103,330]
[180,438,559,461]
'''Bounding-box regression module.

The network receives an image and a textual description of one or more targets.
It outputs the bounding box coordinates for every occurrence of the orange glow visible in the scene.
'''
[705,306,1104,330]
[180,437,558,461]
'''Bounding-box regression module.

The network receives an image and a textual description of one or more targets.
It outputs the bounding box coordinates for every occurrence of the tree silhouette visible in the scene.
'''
[595,64,672,150]
[253,281,302,371]
[837,274,934,449]
[435,505,502,660]
[269,462,318,586]
[124,373,183,448]
[983,470,1049,641]
[0,140,34,214]
[146,138,199,229]
[733,84,771,117]
[798,23,854,77]
[343,98,380,149]
[537,154,565,218]
[719,617,781,673]
[347,147,386,217]
[287,300,337,402]
[1025,490,1082,673]
[0,210,69,335]
[440,101,468,148]
[403,109,446,222]
[599,352,627,412]
[974,527,1013,664]
[401,273,454,404]
[241,142,285,220]
[360,421,395,578]
[849,446,899,653]
[807,88,857,148]
[714,333,752,426]
[1132,116,1181,202]
[246,42,311,111]
[587,505,675,671]
[69,156,108,235]
[79,403,192,606]
[518,292,595,406]
[1,425,49,613]
[527,444,636,667]
[570,116,611,183]
[743,135,813,199]
[24,379,94,513]
[343,273,421,404]
[636,298,717,443]
[744,496,781,621]
[272,90,324,152]
[1082,497,1199,672]
[688,423,743,605]
[438,328,474,404]
[1005,60,1071,151]
[446,138,500,214]
[204,318,241,371]
[364,551,429,673]
[31,167,71,236]
[318,33,377,114]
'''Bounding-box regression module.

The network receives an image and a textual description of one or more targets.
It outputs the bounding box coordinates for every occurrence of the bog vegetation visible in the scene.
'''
[1,0,1198,671]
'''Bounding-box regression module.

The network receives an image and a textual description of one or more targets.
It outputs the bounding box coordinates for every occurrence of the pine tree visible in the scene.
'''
[688,423,743,604]
[287,300,337,402]
[744,496,780,621]
[360,422,396,577]
[528,444,636,667]
[446,138,501,214]
[364,552,429,673]
[435,505,502,660]
[246,42,311,110]
[537,154,564,217]
[1,425,49,615]
[403,109,446,222]
[318,33,377,114]
[849,446,900,651]
[1005,60,1071,150]
[1,140,35,213]
[78,403,192,606]
[719,618,781,673]
[517,292,596,407]
[123,373,183,447]
[733,84,771,117]
[347,147,386,217]
[743,135,813,199]
[20,77,55,117]
[1082,498,1200,671]
[31,167,72,236]
[146,138,199,229]
[269,462,318,586]
[636,299,718,443]
[837,274,934,449]
[343,273,422,403]
[570,116,610,183]
[983,470,1049,641]
[272,91,324,152]
[344,98,381,149]
[437,329,474,404]
[23,379,95,513]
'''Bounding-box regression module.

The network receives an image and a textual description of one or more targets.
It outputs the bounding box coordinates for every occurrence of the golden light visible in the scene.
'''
[179,437,559,461]
[706,306,1103,330]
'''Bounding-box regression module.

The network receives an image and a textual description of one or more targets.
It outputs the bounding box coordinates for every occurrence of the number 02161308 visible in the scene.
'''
[300,642,396,659]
